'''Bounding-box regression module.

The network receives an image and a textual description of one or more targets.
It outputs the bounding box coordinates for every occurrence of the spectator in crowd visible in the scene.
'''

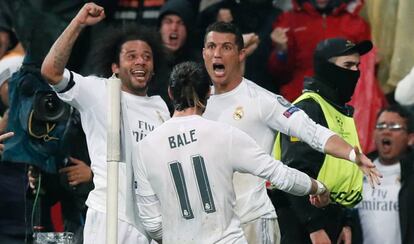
[41,3,170,244]
[0,43,24,108]
[202,22,380,244]
[0,42,23,135]
[148,0,202,113]
[353,105,414,244]
[395,66,414,106]
[273,37,375,244]
[268,0,371,101]
[0,8,31,244]
[0,2,95,242]
[133,61,330,243]
[27,109,93,244]
[198,0,282,93]
[0,6,18,60]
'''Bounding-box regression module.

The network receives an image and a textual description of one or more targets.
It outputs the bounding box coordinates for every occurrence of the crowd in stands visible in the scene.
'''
[0,0,413,244]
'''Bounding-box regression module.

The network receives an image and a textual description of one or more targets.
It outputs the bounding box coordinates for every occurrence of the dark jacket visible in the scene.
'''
[269,77,352,243]
[149,0,202,114]
[351,150,414,244]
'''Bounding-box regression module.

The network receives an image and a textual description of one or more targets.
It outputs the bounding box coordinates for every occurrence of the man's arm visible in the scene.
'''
[265,95,381,187]
[230,127,330,207]
[41,3,105,84]
[137,194,163,243]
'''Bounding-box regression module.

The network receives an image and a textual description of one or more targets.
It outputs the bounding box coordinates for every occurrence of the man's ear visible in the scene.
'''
[238,48,246,63]
[111,63,119,75]
[202,48,206,60]
[168,87,174,100]
[408,133,414,147]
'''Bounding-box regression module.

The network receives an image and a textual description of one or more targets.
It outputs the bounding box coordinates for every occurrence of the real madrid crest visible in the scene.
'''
[233,106,244,120]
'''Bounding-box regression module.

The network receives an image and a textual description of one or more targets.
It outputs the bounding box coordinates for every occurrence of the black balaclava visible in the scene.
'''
[314,56,360,104]
[309,0,342,14]
[312,38,373,104]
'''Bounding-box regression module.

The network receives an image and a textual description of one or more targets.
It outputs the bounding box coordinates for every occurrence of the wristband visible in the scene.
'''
[348,149,357,163]
[315,180,326,195]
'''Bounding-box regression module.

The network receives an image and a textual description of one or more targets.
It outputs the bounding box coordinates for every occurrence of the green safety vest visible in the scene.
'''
[274,92,363,208]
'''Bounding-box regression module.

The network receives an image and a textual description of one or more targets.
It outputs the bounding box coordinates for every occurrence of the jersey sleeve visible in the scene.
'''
[133,144,162,239]
[136,194,163,240]
[133,145,156,197]
[50,69,106,111]
[261,95,335,153]
[395,66,414,105]
[229,127,312,196]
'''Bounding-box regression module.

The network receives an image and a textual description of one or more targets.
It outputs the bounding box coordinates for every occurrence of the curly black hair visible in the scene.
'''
[91,23,165,78]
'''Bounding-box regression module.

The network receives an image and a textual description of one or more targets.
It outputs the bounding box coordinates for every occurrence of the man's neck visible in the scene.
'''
[213,77,243,95]
[378,157,400,166]
[121,86,147,97]
[173,107,203,117]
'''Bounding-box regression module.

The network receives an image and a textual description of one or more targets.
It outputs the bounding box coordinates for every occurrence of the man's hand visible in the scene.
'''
[336,226,351,244]
[0,131,13,142]
[59,157,92,186]
[310,189,330,208]
[353,146,382,188]
[73,3,105,28]
[0,131,14,153]
[310,229,331,244]
[242,33,260,57]
[270,27,289,52]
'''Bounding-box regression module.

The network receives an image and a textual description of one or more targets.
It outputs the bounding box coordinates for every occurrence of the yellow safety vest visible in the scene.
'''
[274,92,363,208]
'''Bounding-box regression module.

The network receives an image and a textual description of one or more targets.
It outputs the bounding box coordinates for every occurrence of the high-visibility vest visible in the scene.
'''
[274,92,363,208]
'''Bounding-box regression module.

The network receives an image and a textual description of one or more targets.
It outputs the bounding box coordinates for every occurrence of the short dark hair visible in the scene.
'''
[204,21,244,51]
[169,61,210,111]
[377,104,414,133]
[91,24,165,78]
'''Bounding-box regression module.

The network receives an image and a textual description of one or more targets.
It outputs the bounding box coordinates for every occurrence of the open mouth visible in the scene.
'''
[382,138,392,146]
[213,63,225,76]
[131,69,146,78]
[380,138,393,153]
[169,33,178,41]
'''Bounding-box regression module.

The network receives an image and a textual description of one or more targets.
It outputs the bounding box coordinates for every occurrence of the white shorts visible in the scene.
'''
[83,208,151,244]
[241,217,280,244]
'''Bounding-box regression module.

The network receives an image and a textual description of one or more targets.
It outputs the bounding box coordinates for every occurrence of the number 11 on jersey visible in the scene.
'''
[169,155,216,220]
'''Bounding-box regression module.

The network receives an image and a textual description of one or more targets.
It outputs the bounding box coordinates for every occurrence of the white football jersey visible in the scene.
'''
[53,69,170,227]
[357,158,401,244]
[134,115,313,244]
[203,78,334,223]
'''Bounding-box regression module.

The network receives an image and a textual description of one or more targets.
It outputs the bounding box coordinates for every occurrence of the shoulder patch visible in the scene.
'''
[283,106,300,118]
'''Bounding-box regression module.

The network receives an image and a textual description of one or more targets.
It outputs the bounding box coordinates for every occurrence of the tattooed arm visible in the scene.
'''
[41,3,105,85]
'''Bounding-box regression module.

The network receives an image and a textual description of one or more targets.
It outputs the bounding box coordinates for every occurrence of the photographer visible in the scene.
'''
[27,107,93,244]
[0,1,94,243]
